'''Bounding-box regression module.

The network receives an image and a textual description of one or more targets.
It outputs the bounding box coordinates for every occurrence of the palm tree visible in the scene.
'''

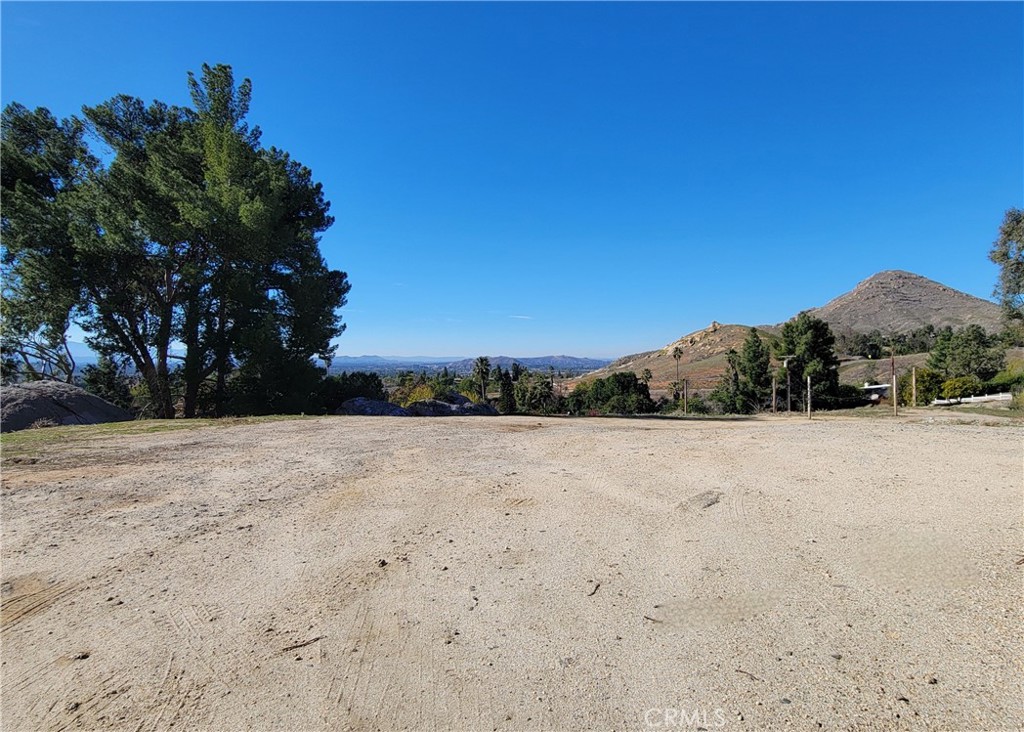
[671,346,683,399]
[473,356,491,402]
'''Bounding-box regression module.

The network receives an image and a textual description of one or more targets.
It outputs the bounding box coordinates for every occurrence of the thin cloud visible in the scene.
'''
[508,315,534,320]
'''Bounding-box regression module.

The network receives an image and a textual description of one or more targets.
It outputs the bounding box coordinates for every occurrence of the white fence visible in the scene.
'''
[931,392,1013,406]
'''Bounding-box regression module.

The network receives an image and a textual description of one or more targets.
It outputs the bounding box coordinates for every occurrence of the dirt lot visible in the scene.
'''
[1,414,1021,731]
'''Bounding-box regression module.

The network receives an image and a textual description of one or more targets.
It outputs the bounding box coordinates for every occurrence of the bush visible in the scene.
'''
[897,368,944,406]
[565,372,655,415]
[986,364,1024,393]
[941,375,984,402]
[401,383,435,407]
[514,371,555,413]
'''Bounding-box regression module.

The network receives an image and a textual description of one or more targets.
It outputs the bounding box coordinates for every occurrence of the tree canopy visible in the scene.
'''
[1,64,350,417]
[926,324,1004,381]
[773,312,840,408]
[990,207,1024,321]
[710,328,772,414]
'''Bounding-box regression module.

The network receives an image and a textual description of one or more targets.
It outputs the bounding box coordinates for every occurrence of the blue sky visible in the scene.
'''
[3,2,1021,358]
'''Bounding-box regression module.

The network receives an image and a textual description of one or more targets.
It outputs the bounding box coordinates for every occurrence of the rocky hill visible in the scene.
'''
[807,270,1003,335]
[580,322,778,391]
[579,270,1003,391]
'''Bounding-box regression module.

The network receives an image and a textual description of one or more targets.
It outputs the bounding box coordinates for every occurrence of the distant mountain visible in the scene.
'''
[330,354,611,376]
[331,355,462,368]
[443,355,611,374]
[807,270,1003,335]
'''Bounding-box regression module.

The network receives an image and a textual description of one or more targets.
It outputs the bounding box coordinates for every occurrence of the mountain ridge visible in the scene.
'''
[581,269,1004,389]
[807,269,1002,335]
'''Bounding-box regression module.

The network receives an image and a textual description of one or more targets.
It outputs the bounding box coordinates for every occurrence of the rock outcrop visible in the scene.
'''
[407,399,498,417]
[336,398,411,417]
[1,381,132,433]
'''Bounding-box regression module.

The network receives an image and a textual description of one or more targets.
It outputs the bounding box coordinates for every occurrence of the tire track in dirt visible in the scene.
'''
[1,576,78,633]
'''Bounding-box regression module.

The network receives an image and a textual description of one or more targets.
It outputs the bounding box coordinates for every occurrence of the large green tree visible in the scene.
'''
[1,64,350,418]
[1,104,95,384]
[990,207,1024,321]
[927,324,1003,380]
[773,312,840,409]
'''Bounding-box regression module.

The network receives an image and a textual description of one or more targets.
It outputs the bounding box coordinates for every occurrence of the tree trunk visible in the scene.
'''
[181,292,203,418]
[212,298,231,417]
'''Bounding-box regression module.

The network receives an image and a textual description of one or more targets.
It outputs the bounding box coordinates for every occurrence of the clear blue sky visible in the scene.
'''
[3,2,1021,358]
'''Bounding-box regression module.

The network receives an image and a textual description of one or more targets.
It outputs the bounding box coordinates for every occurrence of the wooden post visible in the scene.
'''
[683,379,688,415]
[911,366,917,408]
[806,374,812,419]
[772,377,777,414]
[892,359,898,417]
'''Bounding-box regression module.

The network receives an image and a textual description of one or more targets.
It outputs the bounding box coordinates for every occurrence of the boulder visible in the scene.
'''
[1,381,132,433]
[459,402,499,416]
[336,397,411,417]
[435,392,472,406]
[407,399,498,417]
[407,399,457,417]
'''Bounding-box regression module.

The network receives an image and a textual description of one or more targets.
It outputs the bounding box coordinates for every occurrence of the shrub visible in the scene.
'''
[986,363,1024,393]
[402,383,435,407]
[565,372,654,415]
[941,375,984,402]
[897,368,944,406]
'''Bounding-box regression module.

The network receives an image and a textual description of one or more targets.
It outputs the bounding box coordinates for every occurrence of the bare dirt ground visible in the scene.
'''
[1,414,1021,732]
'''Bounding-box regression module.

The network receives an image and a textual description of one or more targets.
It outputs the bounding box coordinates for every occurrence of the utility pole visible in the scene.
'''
[772,377,777,414]
[890,345,898,417]
[683,379,688,415]
[807,375,812,419]
[912,366,917,408]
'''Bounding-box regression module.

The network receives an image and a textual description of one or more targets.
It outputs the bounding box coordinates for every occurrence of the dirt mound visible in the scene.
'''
[0,381,132,432]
